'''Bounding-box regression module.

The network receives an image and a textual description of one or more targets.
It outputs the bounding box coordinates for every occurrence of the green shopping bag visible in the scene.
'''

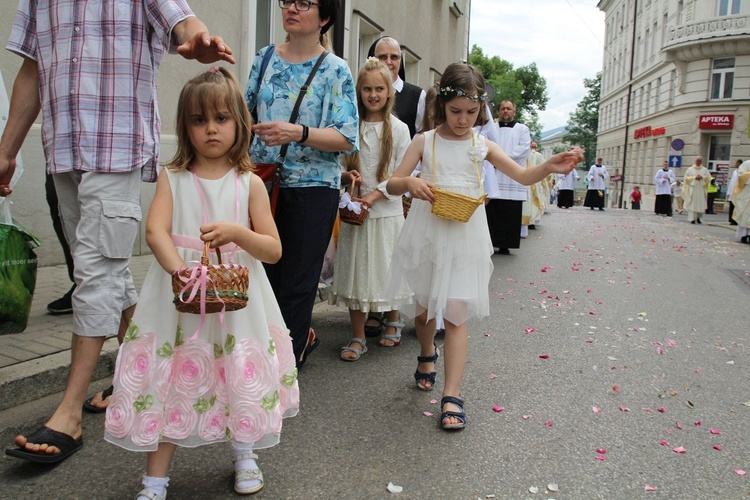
[0,201,40,335]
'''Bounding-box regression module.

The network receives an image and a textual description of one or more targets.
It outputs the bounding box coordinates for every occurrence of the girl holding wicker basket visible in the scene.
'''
[384,63,583,431]
[104,68,299,498]
[329,58,413,361]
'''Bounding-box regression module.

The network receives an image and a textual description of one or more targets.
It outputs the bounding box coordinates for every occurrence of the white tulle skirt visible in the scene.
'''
[383,191,493,327]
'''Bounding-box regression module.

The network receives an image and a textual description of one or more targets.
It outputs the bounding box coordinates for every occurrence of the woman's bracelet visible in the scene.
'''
[299,125,309,144]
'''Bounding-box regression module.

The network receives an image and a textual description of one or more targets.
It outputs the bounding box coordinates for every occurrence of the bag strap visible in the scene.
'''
[431,130,482,188]
[257,44,276,89]
[275,50,329,168]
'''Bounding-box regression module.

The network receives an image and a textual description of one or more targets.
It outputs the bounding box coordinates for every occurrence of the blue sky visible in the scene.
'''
[469,0,605,131]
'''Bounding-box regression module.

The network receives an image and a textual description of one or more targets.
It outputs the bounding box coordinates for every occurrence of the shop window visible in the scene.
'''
[718,0,741,16]
[710,58,734,100]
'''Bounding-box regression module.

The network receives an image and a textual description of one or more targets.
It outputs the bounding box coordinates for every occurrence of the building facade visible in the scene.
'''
[596,0,750,205]
[0,0,471,266]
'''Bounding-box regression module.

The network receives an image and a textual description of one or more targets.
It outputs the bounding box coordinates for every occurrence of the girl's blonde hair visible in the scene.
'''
[166,67,254,173]
[434,63,489,127]
[344,59,395,182]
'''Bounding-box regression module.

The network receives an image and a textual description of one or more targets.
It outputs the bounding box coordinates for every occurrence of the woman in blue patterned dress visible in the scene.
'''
[245,0,358,370]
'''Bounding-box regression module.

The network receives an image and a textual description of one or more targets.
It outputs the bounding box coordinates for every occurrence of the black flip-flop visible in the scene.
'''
[364,314,385,338]
[5,426,83,464]
[82,385,113,414]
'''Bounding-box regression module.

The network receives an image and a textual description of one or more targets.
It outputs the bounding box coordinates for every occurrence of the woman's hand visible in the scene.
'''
[342,169,361,186]
[251,122,303,147]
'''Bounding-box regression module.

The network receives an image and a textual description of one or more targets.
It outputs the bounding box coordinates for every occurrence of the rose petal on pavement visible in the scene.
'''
[660,440,670,446]
[493,405,504,412]
[596,448,607,454]
[713,445,723,451]
[657,407,665,413]
[673,446,687,453]
[525,327,535,333]
[710,428,721,435]
[644,485,657,492]
[595,455,606,461]
[539,354,550,359]
[620,406,631,412]
[544,421,553,427]
[593,407,601,413]
[423,411,433,417]
[430,399,438,404]
[735,469,747,476]
[490,374,498,380]
[523,415,532,420]
[676,422,683,430]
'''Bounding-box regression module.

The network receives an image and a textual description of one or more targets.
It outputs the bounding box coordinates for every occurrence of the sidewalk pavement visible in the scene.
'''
[0,209,737,412]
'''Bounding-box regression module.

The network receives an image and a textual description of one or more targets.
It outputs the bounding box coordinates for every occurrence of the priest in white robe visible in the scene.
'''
[681,156,710,224]
[583,158,609,210]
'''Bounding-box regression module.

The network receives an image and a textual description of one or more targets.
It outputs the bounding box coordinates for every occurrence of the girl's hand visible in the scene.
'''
[361,191,380,207]
[199,221,242,248]
[407,176,436,203]
[251,122,302,147]
[548,147,584,174]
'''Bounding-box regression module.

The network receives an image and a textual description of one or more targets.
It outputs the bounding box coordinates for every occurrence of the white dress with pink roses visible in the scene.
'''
[104,168,299,452]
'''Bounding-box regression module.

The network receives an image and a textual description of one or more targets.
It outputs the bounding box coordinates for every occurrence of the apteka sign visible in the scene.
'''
[699,114,734,130]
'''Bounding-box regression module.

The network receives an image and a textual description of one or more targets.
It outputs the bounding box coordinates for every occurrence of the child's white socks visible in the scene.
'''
[232,442,262,493]
[138,475,169,500]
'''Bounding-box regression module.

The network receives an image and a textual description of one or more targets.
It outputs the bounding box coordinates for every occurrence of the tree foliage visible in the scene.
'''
[564,73,601,167]
[467,45,549,138]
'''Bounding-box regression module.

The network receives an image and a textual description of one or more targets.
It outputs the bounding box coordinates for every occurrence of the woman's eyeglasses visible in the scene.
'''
[279,0,319,11]
[376,54,401,62]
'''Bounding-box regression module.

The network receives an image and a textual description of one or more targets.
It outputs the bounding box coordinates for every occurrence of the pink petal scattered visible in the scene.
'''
[544,421,553,427]
[430,399,438,404]
[522,415,532,420]
[612,385,620,393]
[735,469,747,476]
[695,368,701,374]
[710,428,721,435]
[492,405,504,413]
[592,407,601,413]
[539,354,550,359]
[589,311,597,315]
[713,445,723,451]
[586,288,592,293]
[541,266,550,272]
[490,374,498,380]
[659,440,670,446]
[652,340,663,346]
[643,407,652,412]
[644,485,657,492]
[620,406,631,412]
[694,421,701,426]
[673,446,687,453]
[657,348,664,355]
[657,407,665,413]
[423,411,434,417]
[596,448,607,454]
[524,327,535,334]
[572,266,579,271]
[676,422,683,430]
[595,455,606,461]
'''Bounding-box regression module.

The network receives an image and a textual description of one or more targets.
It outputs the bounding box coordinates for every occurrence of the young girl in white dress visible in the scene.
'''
[329,58,413,360]
[385,63,582,431]
[104,68,299,498]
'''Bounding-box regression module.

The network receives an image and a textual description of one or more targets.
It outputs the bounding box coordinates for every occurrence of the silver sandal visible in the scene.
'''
[340,338,368,361]
[135,489,166,500]
[379,315,403,347]
[233,452,264,495]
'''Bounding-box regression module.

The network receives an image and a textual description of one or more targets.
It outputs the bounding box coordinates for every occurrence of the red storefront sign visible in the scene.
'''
[699,114,734,129]
[633,126,666,139]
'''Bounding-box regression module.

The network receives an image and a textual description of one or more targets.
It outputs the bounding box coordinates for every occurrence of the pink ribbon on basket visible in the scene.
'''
[174,258,231,341]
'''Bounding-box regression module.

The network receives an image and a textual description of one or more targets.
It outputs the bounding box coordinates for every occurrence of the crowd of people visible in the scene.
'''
[4,1,749,498]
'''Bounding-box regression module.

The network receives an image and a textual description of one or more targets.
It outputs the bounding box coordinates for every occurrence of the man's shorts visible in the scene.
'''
[54,169,142,337]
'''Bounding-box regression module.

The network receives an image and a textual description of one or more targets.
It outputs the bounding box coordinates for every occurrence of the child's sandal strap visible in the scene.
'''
[417,344,440,363]
[232,452,258,462]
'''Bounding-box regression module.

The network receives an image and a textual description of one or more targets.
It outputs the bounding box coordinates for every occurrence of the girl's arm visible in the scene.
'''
[386,134,435,202]
[199,174,282,264]
[146,171,185,274]
[485,141,582,186]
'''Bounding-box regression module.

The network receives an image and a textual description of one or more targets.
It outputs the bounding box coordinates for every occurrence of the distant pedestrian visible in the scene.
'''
[383,63,582,431]
[671,180,684,214]
[329,58,412,360]
[654,161,675,216]
[557,169,579,208]
[730,160,750,244]
[682,156,710,224]
[104,69,299,498]
[629,186,642,210]
[727,159,742,225]
[584,158,609,210]
[706,176,718,214]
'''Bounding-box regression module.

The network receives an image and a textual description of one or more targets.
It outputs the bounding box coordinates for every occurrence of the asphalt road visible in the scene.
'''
[2,208,749,499]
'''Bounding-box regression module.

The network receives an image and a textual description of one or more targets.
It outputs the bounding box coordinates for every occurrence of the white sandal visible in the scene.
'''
[135,489,166,500]
[233,452,264,495]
